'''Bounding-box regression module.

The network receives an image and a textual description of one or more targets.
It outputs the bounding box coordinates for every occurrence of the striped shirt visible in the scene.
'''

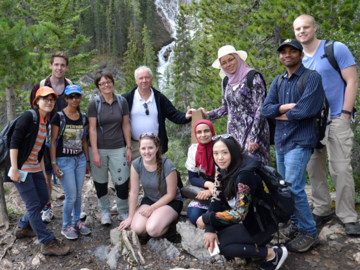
[21,112,47,172]
[261,64,325,154]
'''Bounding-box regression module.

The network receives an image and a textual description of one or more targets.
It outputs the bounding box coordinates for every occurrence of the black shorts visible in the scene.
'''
[140,197,183,215]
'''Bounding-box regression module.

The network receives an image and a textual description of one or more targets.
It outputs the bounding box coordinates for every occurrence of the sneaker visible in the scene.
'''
[260,246,288,270]
[117,212,129,221]
[80,211,87,220]
[286,231,318,253]
[101,211,112,225]
[279,221,299,241]
[313,213,332,227]
[14,226,36,239]
[75,221,91,235]
[110,204,117,213]
[42,207,54,223]
[344,222,360,235]
[61,226,79,240]
[41,238,70,256]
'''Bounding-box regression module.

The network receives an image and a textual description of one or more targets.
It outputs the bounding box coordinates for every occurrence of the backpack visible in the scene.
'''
[0,110,38,169]
[94,94,124,135]
[223,70,276,145]
[253,165,294,231]
[277,69,331,150]
[40,78,72,87]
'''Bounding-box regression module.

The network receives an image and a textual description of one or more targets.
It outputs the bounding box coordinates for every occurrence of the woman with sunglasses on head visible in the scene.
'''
[196,134,287,270]
[200,45,269,165]
[184,119,216,225]
[50,84,91,240]
[88,70,132,225]
[6,87,70,256]
[118,133,183,238]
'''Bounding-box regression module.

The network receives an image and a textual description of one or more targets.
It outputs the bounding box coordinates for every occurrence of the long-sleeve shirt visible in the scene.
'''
[261,64,325,154]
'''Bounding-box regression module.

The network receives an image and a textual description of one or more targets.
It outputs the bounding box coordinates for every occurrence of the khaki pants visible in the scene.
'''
[307,115,357,223]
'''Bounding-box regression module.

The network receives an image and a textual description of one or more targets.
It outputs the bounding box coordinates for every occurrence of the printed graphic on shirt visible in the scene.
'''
[62,124,84,155]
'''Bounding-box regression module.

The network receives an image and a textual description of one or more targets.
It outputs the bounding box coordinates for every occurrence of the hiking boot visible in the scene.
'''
[260,246,288,270]
[101,211,112,225]
[42,207,54,223]
[61,226,78,240]
[14,226,36,239]
[110,204,118,213]
[117,212,129,221]
[344,222,360,235]
[279,221,299,241]
[41,238,70,256]
[313,213,332,227]
[75,221,91,235]
[285,231,318,253]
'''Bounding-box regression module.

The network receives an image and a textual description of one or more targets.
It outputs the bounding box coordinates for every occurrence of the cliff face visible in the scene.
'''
[152,6,173,52]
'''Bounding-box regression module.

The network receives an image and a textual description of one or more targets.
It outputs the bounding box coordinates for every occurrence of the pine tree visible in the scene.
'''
[142,24,158,88]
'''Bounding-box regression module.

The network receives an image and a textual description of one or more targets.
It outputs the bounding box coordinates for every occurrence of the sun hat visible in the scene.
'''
[212,45,248,69]
[65,84,82,96]
[35,86,58,99]
[277,38,303,52]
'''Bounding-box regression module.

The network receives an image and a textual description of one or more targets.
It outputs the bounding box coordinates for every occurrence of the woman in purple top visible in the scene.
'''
[201,45,269,165]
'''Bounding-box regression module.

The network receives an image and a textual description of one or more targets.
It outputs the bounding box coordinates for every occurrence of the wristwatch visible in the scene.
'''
[341,110,351,115]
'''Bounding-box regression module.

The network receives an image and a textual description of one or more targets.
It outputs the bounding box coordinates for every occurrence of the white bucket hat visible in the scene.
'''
[212,45,248,69]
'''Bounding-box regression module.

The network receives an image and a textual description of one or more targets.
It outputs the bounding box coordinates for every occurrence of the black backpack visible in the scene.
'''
[277,69,331,151]
[0,110,38,169]
[253,165,294,230]
[223,70,276,145]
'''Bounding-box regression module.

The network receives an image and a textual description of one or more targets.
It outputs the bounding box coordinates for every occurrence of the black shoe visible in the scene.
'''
[285,231,319,253]
[344,222,360,235]
[313,213,332,227]
[260,246,288,270]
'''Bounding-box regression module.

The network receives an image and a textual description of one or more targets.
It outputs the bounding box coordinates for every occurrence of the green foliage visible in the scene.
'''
[7,207,21,219]
[142,24,158,88]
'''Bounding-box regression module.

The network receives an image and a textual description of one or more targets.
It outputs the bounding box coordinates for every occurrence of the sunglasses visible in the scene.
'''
[143,103,149,115]
[67,94,82,100]
[139,132,157,139]
[212,134,233,141]
[40,97,55,103]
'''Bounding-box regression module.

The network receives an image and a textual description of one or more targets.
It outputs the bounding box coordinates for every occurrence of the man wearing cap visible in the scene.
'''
[29,51,79,224]
[293,15,360,235]
[123,65,195,159]
[262,39,325,253]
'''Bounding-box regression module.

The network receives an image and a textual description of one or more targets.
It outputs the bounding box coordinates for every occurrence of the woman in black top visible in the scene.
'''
[196,134,288,270]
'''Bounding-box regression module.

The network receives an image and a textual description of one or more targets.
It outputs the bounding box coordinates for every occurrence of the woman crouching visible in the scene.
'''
[118,133,182,238]
[196,134,288,270]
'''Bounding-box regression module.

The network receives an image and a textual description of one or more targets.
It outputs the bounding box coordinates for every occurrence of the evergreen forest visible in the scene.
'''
[1,0,360,199]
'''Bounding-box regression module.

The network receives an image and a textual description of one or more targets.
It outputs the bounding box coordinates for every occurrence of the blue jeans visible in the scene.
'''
[276,146,317,235]
[187,206,207,226]
[14,172,54,245]
[57,153,86,229]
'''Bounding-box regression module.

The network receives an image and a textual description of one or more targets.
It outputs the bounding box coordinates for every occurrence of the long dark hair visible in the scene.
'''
[213,136,244,199]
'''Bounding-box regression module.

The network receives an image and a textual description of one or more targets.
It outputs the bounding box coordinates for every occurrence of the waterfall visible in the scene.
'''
[154,0,180,90]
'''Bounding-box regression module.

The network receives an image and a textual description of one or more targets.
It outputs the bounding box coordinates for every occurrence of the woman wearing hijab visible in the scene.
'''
[184,119,216,225]
[201,45,269,165]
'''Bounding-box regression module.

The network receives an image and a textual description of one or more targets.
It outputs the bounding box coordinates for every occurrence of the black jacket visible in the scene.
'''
[123,87,191,154]
[5,110,46,182]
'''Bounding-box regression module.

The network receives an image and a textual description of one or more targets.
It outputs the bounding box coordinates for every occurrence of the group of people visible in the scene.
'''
[5,13,358,270]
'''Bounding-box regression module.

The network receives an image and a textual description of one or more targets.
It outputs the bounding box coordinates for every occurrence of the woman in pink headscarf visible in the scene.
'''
[184,119,216,225]
[201,45,270,165]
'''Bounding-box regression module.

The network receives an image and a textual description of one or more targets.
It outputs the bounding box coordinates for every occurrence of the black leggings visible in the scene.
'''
[217,224,271,259]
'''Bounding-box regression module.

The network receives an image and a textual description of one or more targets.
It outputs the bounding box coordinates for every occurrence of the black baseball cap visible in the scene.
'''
[277,38,303,52]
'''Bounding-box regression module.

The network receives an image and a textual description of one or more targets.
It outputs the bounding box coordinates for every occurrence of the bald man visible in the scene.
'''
[293,14,359,235]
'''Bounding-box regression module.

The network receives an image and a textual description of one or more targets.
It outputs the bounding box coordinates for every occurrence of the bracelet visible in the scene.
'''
[86,160,90,163]
[126,146,133,150]
[51,160,57,165]
[341,110,351,115]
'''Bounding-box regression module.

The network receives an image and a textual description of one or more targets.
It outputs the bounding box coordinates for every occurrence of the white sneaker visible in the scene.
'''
[117,212,129,221]
[42,208,54,223]
[101,212,112,225]
[80,211,87,220]
[110,204,117,213]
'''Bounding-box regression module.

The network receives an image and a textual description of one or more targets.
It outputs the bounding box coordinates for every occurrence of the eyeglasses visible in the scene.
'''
[67,94,82,100]
[220,57,236,66]
[212,134,233,141]
[143,103,149,115]
[40,97,55,103]
[98,80,113,87]
[140,132,157,139]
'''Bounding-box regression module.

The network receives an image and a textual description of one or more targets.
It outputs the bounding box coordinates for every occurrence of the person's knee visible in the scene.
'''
[114,179,130,200]
[93,181,108,198]
[146,222,163,237]
[131,222,146,235]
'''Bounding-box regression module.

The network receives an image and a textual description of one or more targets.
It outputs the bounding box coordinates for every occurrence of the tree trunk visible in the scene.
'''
[0,87,16,229]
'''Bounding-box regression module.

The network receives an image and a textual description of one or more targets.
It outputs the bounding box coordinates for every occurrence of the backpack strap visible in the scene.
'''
[28,109,38,124]
[323,40,341,75]
[80,112,88,138]
[115,94,124,116]
[276,75,284,91]
[297,69,315,95]
[94,95,103,135]
[40,79,46,88]
[65,78,72,85]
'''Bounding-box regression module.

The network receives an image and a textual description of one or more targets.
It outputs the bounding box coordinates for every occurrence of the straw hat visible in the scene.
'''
[212,45,248,69]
